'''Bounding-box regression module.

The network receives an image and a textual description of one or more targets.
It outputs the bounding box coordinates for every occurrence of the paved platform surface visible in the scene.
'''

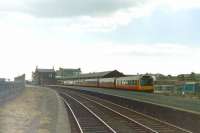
[0,86,70,133]
[59,85,200,115]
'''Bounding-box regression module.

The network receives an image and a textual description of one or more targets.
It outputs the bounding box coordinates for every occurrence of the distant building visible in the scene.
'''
[0,78,5,83]
[32,67,56,85]
[56,68,81,79]
[181,82,200,95]
[14,74,25,82]
[177,73,200,81]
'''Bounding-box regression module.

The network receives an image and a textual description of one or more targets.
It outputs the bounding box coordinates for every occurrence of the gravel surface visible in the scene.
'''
[0,86,70,133]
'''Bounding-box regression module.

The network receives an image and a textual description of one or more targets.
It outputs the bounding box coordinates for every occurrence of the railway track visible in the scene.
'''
[59,88,192,133]
[61,93,115,133]
[64,101,83,133]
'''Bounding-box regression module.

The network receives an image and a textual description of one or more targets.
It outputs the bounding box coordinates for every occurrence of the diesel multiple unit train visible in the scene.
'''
[63,75,154,92]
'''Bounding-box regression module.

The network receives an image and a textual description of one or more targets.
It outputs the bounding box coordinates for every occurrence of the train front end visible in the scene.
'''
[140,75,154,92]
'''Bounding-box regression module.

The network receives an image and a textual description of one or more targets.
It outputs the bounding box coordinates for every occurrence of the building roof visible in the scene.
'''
[58,68,81,72]
[36,69,55,73]
[79,71,113,78]
[62,70,124,79]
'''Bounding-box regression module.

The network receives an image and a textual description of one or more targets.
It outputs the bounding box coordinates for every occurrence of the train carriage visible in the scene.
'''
[63,80,74,85]
[99,78,115,88]
[116,76,140,90]
[116,75,154,92]
[83,78,98,87]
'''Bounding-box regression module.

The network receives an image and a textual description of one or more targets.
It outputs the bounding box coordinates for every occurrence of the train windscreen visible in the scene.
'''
[140,76,153,86]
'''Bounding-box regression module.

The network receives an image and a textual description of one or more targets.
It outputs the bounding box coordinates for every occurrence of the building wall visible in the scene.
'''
[32,71,56,85]
[56,68,81,78]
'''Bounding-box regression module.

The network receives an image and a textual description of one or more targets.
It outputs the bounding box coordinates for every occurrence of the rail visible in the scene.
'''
[61,93,116,133]
[57,87,192,133]
[60,90,157,132]
[75,91,192,133]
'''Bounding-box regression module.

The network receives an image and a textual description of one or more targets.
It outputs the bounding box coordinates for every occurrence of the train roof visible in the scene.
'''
[117,75,153,80]
[117,76,141,80]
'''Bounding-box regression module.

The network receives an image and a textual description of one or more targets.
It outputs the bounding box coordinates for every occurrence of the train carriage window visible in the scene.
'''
[123,80,125,85]
[122,80,128,85]
[133,80,136,85]
[128,80,131,85]
[134,80,136,85]
[128,80,134,85]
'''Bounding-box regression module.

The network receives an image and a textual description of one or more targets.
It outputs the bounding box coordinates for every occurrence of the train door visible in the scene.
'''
[97,78,100,87]
[114,78,116,88]
[137,80,141,90]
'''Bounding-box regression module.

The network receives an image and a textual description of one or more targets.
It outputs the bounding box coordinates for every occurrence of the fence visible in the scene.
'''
[0,74,25,104]
[154,83,200,99]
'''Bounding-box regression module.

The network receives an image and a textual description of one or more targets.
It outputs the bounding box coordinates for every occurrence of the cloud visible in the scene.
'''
[1,0,200,79]
[103,43,200,57]
[0,0,145,17]
[0,0,151,32]
[25,0,200,18]
[28,0,143,17]
[86,43,200,75]
[1,0,200,18]
[158,0,200,11]
[2,0,200,33]
[0,19,199,78]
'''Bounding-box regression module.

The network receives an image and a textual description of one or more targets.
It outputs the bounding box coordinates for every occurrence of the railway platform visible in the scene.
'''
[0,86,70,133]
[57,85,200,114]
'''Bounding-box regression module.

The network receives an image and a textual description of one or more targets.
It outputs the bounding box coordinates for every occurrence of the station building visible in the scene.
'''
[177,73,200,81]
[32,67,56,85]
[0,78,5,83]
[56,68,81,79]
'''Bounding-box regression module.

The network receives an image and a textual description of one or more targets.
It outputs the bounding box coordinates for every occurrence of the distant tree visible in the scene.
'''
[191,72,196,81]
[178,74,184,81]
[167,75,172,78]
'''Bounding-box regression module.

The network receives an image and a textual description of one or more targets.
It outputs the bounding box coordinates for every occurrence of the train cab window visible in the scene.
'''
[140,76,153,86]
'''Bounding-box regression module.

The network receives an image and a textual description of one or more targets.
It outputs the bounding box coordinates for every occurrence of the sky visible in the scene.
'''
[0,0,200,80]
